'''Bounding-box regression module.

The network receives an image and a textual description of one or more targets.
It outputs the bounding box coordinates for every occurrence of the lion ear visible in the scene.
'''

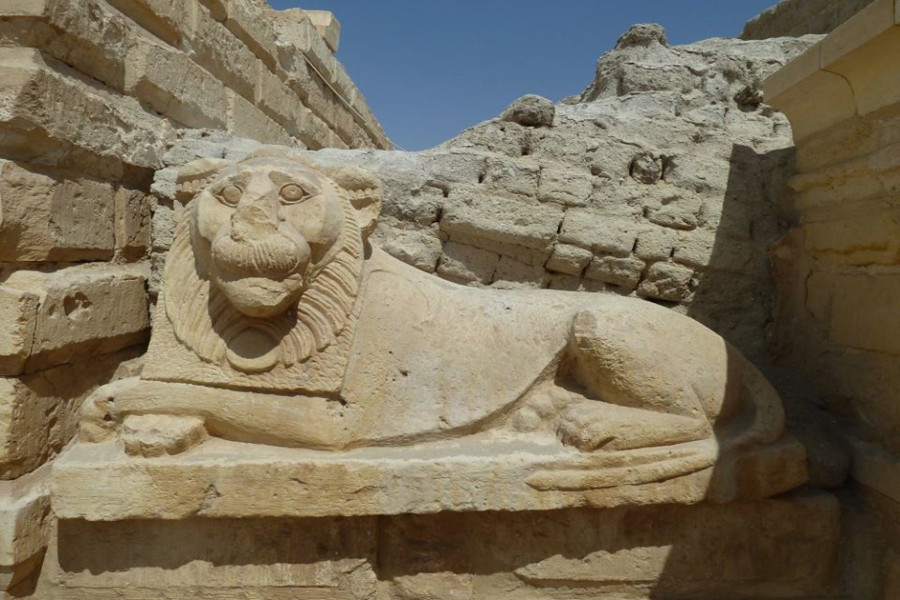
[175,158,231,202]
[324,165,383,238]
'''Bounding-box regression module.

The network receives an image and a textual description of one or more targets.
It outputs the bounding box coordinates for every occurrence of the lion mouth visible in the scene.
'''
[213,271,307,318]
[211,232,306,279]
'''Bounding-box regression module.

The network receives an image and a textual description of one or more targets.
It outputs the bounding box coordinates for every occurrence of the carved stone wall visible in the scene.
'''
[0,0,387,592]
[742,0,877,39]
[765,0,900,593]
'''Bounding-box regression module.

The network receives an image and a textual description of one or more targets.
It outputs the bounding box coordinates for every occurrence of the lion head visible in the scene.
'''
[162,149,381,375]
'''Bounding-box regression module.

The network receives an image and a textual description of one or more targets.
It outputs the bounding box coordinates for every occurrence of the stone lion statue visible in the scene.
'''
[80,149,806,503]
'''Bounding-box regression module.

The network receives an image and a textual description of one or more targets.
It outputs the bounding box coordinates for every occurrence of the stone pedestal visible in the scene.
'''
[36,492,841,599]
[51,434,807,521]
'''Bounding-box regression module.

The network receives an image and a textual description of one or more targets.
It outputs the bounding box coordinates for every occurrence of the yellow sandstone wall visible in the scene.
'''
[766,0,900,594]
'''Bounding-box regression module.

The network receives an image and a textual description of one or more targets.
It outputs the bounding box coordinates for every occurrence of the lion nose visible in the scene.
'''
[230,195,281,241]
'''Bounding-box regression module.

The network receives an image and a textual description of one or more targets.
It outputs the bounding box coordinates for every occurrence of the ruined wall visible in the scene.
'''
[766,0,900,594]
[154,26,818,362]
[0,0,388,590]
[742,0,877,39]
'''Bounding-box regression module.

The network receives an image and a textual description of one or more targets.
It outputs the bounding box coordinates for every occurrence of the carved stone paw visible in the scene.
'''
[121,414,208,458]
[557,401,712,452]
[557,405,617,451]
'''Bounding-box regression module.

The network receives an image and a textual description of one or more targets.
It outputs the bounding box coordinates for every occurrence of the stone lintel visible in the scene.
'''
[765,0,900,141]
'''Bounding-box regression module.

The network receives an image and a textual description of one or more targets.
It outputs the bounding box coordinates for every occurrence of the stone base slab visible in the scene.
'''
[51,434,806,520]
[36,493,841,599]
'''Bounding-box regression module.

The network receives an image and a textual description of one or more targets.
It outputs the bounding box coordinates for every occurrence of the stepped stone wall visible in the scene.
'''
[742,0,877,39]
[0,0,388,590]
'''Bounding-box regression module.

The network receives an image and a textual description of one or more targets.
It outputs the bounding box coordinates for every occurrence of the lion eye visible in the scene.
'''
[280,183,309,204]
[216,184,243,206]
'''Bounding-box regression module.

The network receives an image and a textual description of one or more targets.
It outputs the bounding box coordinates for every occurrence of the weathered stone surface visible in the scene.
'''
[0,287,37,376]
[36,493,841,599]
[483,156,539,197]
[585,255,645,290]
[538,166,592,206]
[302,10,341,53]
[436,241,499,285]
[0,351,137,480]
[122,414,208,458]
[440,188,562,251]
[0,48,171,169]
[546,243,592,276]
[742,0,876,39]
[766,2,900,484]
[0,264,149,375]
[0,464,50,593]
[500,94,555,127]
[638,261,694,301]
[0,161,115,261]
[560,211,638,256]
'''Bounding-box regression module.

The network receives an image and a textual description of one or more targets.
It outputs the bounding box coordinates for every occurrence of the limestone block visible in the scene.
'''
[445,229,552,267]
[124,37,228,129]
[378,494,839,600]
[585,255,645,290]
[635,227,677,260]
[0,287,37,375]
[546,243,592,276]
[47,513,379,597]
[52,434,806,520]
[0,352,135,479]
[0,161,115,261]
[559,210,638,256]
[645,198,700,230]
[492,255,548,289]
[38,493,840,599]
[104,0,197,47]
[0,264,149,375]
[192,7,258,100]
[375,227,442,273]
[803,210,900,266]
[0,48,170,169]
[482,156,539,197]
[226,89,293,146]
[806,271,900,355]
[303,10,341,53]
[254,67,308,136]
[538,166,593,206]
[270,10,334,89]
[0,465,50,593]
[16,0,136,92]
[212,0,279,69]
[638,261,694,301]
[436,241,500,285]
[440,188,562,251]
[114,186,151,260]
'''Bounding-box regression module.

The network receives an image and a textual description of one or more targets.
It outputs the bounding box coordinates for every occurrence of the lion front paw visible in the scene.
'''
[557,401,712,452]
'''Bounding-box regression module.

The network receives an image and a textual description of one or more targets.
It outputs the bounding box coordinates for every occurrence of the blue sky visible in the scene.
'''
[269,1,779,150]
